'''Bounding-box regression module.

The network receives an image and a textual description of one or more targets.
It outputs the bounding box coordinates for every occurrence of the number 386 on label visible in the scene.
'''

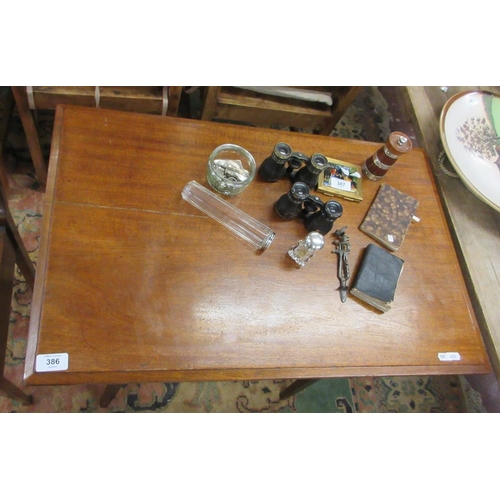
[35,353,69,372]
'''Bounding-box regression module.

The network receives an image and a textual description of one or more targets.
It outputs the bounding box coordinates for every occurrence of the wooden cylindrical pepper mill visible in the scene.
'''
[362,132,412,181]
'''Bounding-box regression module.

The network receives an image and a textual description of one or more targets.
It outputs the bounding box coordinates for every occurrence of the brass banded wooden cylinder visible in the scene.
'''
[362,132,412,181]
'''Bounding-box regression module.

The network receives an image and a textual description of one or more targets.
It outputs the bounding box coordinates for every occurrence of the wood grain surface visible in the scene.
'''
[24,105,490,385]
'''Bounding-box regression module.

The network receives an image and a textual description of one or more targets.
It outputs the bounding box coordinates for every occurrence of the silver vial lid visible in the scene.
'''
[305,231,325,251]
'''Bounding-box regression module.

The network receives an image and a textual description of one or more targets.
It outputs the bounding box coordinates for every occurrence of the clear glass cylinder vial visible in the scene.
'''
[182,180,275,250]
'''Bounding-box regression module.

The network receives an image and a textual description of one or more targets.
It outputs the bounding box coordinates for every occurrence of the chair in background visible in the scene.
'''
[200,86,362,134]
[0,93,35,405]
[11,86,185,188]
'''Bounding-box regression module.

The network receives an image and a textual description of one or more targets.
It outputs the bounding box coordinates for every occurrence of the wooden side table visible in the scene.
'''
[23,105,490,406]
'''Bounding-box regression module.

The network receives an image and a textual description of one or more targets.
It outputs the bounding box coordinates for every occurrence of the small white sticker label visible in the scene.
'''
[35,353,69,372]
[438,352,461,362]
[387,235,395,243]
[329,177,352,192]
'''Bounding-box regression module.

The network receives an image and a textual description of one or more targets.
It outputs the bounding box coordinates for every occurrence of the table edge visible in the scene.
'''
[24,362,491,386]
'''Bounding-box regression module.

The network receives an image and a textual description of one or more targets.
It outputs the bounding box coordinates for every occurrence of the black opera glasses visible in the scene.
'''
[274,183,343,235]
[258,142,330,190]
[261,142,344,235]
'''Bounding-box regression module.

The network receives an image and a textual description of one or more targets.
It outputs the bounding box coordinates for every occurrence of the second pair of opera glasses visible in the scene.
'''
[274,181,343,235]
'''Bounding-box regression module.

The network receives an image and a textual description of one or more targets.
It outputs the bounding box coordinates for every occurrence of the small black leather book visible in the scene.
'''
[350,244,405,312]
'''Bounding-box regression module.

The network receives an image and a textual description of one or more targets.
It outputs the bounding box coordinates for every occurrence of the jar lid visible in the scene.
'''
[387,132,412,155]
[305,232,325,251]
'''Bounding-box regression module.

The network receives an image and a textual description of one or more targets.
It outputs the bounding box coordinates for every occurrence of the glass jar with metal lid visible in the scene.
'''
[207,143,256,196]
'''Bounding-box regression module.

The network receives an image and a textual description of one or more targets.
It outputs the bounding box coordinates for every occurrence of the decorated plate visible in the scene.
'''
[440,90,500,212]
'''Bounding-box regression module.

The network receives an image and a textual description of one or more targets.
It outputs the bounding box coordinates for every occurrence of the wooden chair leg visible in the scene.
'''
[200,86,221,121]
[100,384,124,408]
[0,230,33,406]
[167,87,183,116]
[0,158,36,290]
[319,86,362,135]
[0,89,15,150]
[279,378,320,400]
[0,96,37,409]
[13,241,35,291]
[10,86,48,188]
[0,376,33,405]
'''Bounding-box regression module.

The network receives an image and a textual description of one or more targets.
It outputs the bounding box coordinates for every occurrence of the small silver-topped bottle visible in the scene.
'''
[288,231,325,267]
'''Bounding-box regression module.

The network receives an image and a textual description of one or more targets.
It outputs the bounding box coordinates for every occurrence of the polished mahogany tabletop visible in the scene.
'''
[24,105,490,386]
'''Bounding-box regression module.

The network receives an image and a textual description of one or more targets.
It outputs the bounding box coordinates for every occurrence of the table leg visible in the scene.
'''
[100,384,124,408]
[279,379,320,400]
[11,87,48,188]
[0,376,33,405]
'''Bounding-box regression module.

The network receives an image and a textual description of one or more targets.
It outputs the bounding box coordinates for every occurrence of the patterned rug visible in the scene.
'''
[0,86,486,412]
